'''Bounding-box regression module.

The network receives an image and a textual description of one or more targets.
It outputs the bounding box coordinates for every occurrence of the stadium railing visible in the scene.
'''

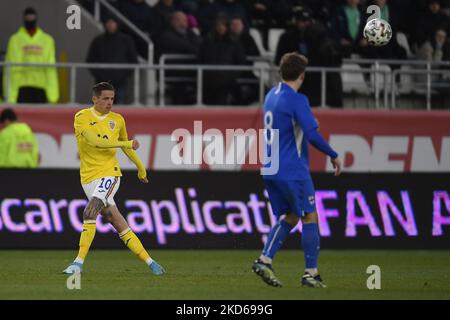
[1,59,449,109]
[344,58,450,110]
[159,54,450,109]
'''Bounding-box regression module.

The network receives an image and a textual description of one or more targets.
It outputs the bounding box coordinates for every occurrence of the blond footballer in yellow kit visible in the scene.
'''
[63,82,165,275]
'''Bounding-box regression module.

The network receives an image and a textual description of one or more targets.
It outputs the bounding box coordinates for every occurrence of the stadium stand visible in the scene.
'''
[1,0,450,109]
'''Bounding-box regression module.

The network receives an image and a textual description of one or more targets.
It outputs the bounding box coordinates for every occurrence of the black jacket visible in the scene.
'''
[275,28,310,65]
[231,32,260,57]
[198,33,247,87]
[156,28,201,62]
[199,34,246,66]
[274,22,343,107]
[153,2,176,34]
[86,32,138,84]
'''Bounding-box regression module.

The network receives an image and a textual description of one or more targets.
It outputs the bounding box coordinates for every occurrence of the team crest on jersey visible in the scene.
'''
[308,195,315,205]
[108,120,116,130]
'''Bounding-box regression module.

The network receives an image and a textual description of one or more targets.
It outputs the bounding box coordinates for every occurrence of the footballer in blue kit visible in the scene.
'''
[252,52,342,288]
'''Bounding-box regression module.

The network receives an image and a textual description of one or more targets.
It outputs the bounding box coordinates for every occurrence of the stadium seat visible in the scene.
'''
[341,63,370,94]
[369,64,392,94]
[396,32,413,58]
[249,28,269,57]
[397,65,414,94]
[268,28,284,55]
[252,60,272,87]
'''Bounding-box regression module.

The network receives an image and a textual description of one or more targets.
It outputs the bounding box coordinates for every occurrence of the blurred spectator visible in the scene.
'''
[243,0,272,49]
[156,11,201,105]
[418,28,450,107]
[217,0,249,26]
[330,0,366,58]
[0,108,39,168]
[86,14,138,104]
[229,15,259,105]
[245,0,272,29]
[197,0,248,35]
[244,0,337,46]
[442,0,450,17]
[156,11,201,59]
[197,0,223,34]
[414,0,450,48]
[418,29,450,62]
[3,7,59,104]
[229,15,259,56]
[370,0,401,31]
[153,0,177,34]
[186,14,200,32]
[358,39,407,62]
[275,8,343,107]
[116,0,156,58]
[199,16,246,105]
[275,7,314,65]
[311,21,344,108]
[368,0,413,53]
[269,0,296,28]
[175,0,200,33]
[301,0,338,26]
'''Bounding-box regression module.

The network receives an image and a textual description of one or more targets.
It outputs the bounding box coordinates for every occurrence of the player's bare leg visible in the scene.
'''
[63,197,104,274]
[101,206,128,232]
[101,206,165,275]
[301,212,326,288]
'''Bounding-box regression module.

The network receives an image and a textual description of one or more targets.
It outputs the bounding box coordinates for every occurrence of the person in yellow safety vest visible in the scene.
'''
[0,108,39,168]
[3,7,59,104]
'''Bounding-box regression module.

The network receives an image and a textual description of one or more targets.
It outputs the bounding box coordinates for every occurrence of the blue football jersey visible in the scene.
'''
[262,82,318,180]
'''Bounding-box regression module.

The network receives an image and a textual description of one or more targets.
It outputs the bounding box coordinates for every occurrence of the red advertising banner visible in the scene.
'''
[5,106,450,172]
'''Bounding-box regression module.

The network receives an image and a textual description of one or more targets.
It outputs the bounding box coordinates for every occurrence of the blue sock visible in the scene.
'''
[301,223,320,269]
[262,220,293,260]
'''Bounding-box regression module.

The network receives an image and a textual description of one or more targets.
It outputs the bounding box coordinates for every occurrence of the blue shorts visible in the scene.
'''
[264,179,316,217]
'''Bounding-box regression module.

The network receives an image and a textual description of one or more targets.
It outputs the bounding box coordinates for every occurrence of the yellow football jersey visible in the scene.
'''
[74,107,128,184]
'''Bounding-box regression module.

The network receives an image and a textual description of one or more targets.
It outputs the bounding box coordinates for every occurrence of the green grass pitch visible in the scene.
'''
[0,250,449,300]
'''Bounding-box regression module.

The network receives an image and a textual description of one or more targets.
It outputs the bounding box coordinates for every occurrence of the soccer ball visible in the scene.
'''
[363,18,392,46]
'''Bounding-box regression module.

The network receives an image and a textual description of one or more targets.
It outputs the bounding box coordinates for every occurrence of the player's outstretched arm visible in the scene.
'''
[82,127,134,149]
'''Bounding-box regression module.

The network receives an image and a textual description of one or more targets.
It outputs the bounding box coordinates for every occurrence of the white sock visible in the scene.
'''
[146,257,154,266]
[259,255,272,265]
[305,268,318,276]
[74,257,84,264]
